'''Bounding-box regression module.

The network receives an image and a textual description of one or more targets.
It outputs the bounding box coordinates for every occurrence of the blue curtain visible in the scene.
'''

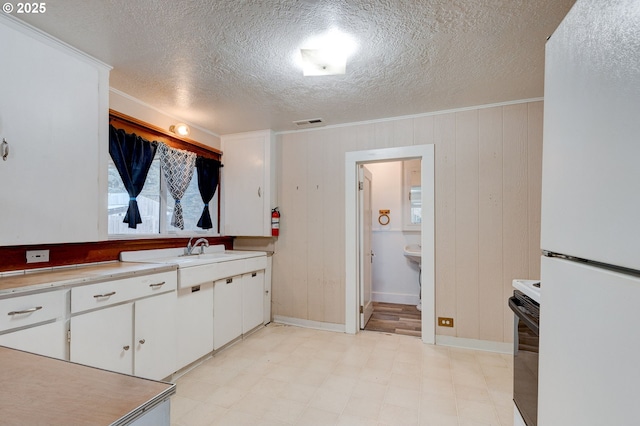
[195,156,222,229]
[109,125,158,228]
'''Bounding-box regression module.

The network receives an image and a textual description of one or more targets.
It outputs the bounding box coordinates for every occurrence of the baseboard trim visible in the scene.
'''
[372,292,420,305]
[272,317,512,353]
[435,335,513,354]
[273,316,346,333]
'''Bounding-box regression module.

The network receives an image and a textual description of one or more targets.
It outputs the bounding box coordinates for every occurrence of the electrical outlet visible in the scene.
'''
[438,317,454,327]
[26,249,49,264]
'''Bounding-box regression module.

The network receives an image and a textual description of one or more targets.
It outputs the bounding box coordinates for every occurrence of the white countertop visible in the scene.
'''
[0,262,177,297]
[120,245,267,268]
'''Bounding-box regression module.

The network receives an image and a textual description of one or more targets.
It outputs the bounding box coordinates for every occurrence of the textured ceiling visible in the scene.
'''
[16,0,575,135]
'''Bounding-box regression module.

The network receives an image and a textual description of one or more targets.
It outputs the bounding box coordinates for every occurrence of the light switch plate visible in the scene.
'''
[26,250,49,263]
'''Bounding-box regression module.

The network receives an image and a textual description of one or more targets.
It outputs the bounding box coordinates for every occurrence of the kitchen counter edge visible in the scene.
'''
[0,262,178,298]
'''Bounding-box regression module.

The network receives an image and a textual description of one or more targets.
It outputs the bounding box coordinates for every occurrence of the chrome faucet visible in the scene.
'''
[185,237,209,255]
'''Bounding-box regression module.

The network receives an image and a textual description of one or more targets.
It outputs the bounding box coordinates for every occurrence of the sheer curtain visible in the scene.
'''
[158,142,196,230]
[108,125,158,229]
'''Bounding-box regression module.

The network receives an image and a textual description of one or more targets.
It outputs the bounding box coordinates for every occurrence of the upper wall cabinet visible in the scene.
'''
[0,16,110,246]
[221,130,276,237]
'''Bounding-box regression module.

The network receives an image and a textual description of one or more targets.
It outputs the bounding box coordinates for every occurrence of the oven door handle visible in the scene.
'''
[508,297,539,336]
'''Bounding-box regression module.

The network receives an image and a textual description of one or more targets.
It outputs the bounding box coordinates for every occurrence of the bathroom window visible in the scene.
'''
[402,159,421,231]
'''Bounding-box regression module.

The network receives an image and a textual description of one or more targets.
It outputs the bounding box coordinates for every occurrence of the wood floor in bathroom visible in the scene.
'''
[364,302,421,337]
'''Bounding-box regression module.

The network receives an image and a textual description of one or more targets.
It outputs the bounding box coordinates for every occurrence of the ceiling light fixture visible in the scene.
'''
[299,28,358,76]
[169,123,190,137]
[301,49,346,76]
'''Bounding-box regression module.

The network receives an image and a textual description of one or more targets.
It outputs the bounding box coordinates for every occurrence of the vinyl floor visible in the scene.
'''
[171,323,515,425]
[363,302,422,337]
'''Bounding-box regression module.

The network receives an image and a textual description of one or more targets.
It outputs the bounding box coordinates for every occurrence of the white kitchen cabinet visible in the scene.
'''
[213,268,265,349]
[242,270,264,334]
[70,272,177,380]
[134,291,176,380]
[213,276,242,350]
[70,302,133,375]
[0,320,67,360]
[175,283,214,369]
[0,15,110,245]
[0,289,68,359]
[221,130,276,236]
[71,292,176,380]
[264,256,272,324]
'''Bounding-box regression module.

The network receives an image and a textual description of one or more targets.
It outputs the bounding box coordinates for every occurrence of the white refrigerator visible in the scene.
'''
[538,0,640,425]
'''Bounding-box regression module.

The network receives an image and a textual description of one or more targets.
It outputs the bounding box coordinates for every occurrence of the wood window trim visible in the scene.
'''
[109,109,222,160]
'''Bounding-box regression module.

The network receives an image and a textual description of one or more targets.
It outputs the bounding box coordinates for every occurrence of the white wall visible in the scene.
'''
[366,161,421,305]
[109,88,221,150]
[273,100,543,343]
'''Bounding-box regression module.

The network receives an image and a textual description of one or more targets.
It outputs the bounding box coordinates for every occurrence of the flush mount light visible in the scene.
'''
[169,123,190,137]
[301,49,346,76]
[298,28,357,76]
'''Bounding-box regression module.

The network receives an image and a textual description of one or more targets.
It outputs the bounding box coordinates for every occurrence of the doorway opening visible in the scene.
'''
[358,160,422,337]
[364,302,422,337]
[345,145,435,344]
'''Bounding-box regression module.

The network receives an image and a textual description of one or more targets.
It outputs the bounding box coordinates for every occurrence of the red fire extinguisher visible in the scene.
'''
[271,207,280,237]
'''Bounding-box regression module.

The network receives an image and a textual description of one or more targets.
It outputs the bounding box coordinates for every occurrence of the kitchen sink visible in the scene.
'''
[120,245,253,267]
[120,245,268,288]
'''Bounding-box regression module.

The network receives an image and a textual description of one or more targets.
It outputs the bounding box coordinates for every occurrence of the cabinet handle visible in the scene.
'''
[93,291,116,298]
[252,272,257,277]
[258,187,261,197]
[139,339,146,345]
[8,306,42,316]
[226,278,233,284]
[1,138,8,161]
[123,345,130,351]
[149,281,165,288]
[265,290,269,294]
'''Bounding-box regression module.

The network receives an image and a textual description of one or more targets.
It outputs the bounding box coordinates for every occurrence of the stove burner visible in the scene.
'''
[533,282,540,288]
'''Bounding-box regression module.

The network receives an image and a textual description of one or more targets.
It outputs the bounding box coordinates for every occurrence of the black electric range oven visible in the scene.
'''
[509,289,540,426]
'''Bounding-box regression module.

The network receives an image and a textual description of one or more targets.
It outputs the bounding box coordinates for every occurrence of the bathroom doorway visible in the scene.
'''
[345,145,435,344]
[360,160,422,336]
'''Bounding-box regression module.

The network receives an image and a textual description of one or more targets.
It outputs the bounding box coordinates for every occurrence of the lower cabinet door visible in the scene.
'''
[70,303,133,375]
[0,320,67,360]
[134,292,176,380]
[176,283,214,370]
[242,270,264,333]
[213,276,242,350]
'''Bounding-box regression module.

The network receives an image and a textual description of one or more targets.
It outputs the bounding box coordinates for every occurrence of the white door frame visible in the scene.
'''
[345,145,435,344]
[359,165,374,328]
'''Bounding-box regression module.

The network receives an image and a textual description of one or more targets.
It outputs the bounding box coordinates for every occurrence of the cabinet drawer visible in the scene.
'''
[178,256,267,289]
[0,290,67,332]
[71,271,177,314]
